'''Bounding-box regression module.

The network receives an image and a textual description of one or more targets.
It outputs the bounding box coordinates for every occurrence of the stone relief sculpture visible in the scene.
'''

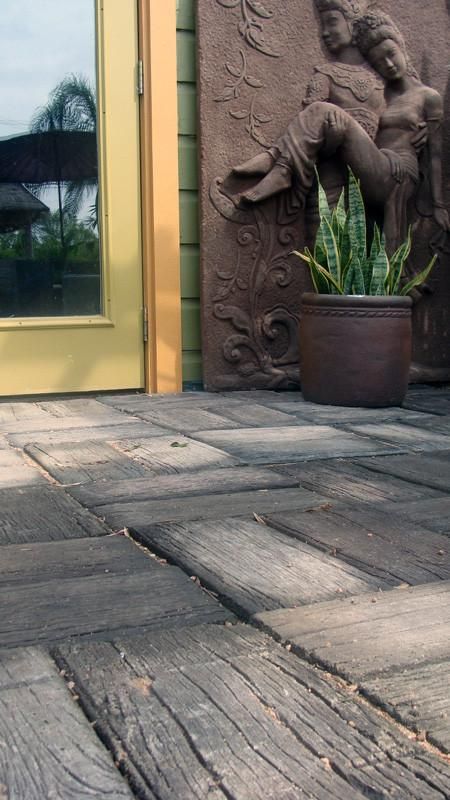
[235,11,450,253]
[203,1,450,389]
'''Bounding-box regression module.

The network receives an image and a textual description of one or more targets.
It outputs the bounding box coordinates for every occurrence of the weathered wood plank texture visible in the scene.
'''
[270,401,429,425]
[55,624,450,800]
[0,538,232,648]
[356,451,450,493]
[256,582,450,681]
[8,421,168,448]
[407,415,450,436]
[120,405,244,433]
[344,422,450,452]
[201,402,301,427]
[0,647,134,799]
[95,486,326,530]
[276,459,444,505]
[0,534,154,585]
[112,434,243,473]
[135,518,384,615]
[0,448,46,488]
[266,505,450,584]
[402,388,450,415]
[25,441,151,485]
[194,426,403,464]
[379,496,450,534]
[70,465,297,508]
[362,662,450,754]
[38,397,131,419]
[0,485,110,545]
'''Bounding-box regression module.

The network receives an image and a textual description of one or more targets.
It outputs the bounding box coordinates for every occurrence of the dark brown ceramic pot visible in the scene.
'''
[300,293,413,407]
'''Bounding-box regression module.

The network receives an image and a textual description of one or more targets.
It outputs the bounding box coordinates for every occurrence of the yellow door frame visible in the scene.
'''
[138,0,183,393]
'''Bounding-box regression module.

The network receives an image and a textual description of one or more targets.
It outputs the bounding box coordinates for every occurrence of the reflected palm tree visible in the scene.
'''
[29,74,97,251]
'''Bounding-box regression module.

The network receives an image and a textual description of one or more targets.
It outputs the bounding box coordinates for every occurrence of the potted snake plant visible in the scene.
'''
[293,169,437,407]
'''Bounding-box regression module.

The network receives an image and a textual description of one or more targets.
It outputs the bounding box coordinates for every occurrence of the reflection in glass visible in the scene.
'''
[0,1,100,318]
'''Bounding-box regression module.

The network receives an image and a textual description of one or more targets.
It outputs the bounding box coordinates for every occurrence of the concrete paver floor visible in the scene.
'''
[1,386,450,799]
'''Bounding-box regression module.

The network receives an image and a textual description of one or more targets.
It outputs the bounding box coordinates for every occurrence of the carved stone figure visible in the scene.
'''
[234,0,385,243]
[235,11,449,253]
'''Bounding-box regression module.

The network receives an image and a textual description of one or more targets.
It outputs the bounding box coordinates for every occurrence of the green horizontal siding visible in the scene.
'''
[177,0,201,384]
[180,245,200,297]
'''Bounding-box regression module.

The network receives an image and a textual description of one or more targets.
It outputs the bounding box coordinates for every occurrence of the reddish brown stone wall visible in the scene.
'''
[198,1,450,390]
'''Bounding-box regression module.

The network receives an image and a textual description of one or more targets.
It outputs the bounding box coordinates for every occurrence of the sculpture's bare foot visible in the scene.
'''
[240,165,292,203]
[233,151,274,176]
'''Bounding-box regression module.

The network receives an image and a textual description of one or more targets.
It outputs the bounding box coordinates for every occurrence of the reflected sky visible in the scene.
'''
[0,0,96,138]
[0,0,97,217]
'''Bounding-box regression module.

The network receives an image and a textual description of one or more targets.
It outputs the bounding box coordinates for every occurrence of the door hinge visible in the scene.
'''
[143,306,149,343]
[137,60,144,95]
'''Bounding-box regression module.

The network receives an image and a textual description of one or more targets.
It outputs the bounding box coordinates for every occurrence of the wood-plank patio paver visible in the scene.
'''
[268,402,431,425]
[134,517,385,615]
[402,388,450,415]
[94,486,326,530]
[25,440,153,485]
[362,661,450,754]
[0,535,232,648]
[193,425,404,464]
[106,434,244,473]
[0,647,134,799]
[344,422,450,452]
[0,485,110,545]
[265,505,450,585]
[69,465,298,508]
[8,420,168,448]
[355,451,450,494]
[256,581,450,681]
[275,459,444,505]
[54,623,450,800]
[379,496,450,535]
[0,448,47,488]
[0,534,156,585]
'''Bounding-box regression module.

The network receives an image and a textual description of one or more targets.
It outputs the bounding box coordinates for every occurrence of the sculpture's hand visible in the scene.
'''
[389,153,404,183]
[411,122,428,153]
[433,205,450,231]
[323,108,346,155]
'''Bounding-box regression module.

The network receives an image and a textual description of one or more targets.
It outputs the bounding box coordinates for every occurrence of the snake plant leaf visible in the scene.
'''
[389,227,412,295]
[347,169,366,263]
[306,247,343,294]
[322,216,341,286]
[364,222,382,292]
[339,215,352,276]
[292,167,438,297]
[343,256,354,294]
[335,187,346,229]
[293,248,330,292]
[370,246,390,295]
[352,254,365,294]
[315,166,331,222]
[400,254,437,296]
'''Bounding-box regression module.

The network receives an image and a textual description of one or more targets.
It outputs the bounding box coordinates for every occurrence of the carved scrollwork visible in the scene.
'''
[210,180,301,387]
[215,49,273,147]
[216,0,279,58]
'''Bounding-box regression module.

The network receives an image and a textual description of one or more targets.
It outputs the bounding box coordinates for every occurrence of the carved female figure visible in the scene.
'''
[236,12,448,253]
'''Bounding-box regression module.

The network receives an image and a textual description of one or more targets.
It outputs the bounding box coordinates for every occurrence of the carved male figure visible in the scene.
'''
[234,0,386,241]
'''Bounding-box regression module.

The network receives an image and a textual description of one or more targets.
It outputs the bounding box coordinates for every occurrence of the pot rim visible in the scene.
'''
[301,292,413,309]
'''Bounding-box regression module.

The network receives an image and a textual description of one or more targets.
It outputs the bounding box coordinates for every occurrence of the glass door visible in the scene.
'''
[0,0,144,394]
